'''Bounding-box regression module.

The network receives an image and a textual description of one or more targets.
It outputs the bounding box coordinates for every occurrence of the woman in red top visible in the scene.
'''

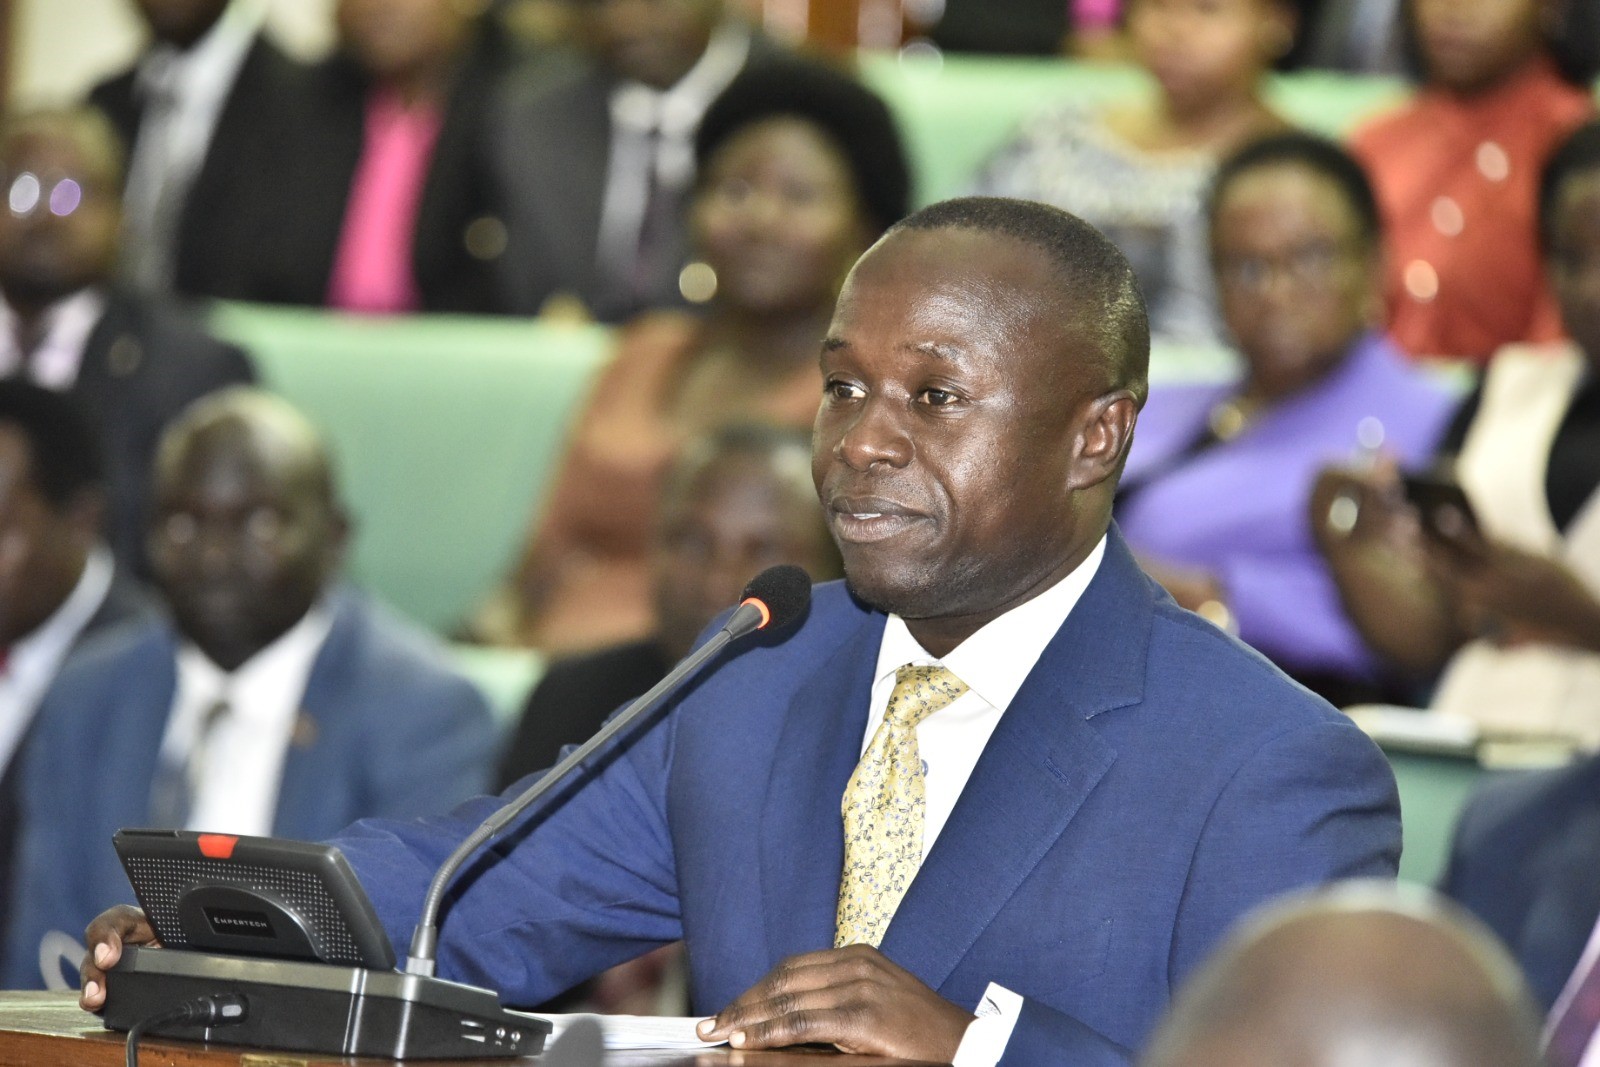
[1350,0,1596,362]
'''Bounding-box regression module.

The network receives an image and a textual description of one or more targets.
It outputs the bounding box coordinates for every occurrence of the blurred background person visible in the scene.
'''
[472,58,909,653]
[496,422,840,786]
[0,382,150,965]
[1441,749,1600,1028]
[1350,0,1597,362]
[242,0,514,314]
[972,0,1297,345]
[0,107,254,577]
[1313,122,1600,748]
[491,0,791,322]
[1116,133,1454,706]
[1140,882,1545,1067]
[3,388,497,987]
[90,0,312,302]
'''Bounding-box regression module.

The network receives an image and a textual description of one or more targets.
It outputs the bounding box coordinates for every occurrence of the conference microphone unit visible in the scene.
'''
[102,564,813,1060]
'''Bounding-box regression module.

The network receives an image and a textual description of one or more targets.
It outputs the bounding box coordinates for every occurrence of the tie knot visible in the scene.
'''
[884,664,968,729]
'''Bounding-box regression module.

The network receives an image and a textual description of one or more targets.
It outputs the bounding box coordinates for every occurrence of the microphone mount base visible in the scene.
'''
[104,946,548,1059]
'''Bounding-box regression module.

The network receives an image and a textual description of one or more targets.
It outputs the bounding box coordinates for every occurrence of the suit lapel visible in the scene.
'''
[270,593,353,838]
[759,612,885,966]
[880,531,1155,990]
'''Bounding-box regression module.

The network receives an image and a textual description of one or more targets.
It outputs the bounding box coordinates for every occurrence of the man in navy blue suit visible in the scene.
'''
[82,199,1400,1064]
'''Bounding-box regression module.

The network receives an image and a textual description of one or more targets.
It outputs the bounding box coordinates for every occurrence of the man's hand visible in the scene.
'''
[80,905,158,1012]
[694,945,973,1062]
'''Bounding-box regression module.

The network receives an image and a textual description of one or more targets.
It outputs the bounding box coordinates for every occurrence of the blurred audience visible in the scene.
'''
[1350,0,1597,362]
[1314,122,1600,747]
[1441,751,1600,1028]
[491,0,791,321]
[3,388,496,987]
[0,108,254,577]
[1117,133,1454,705]
[496,422,839,787]
[0,382,151,964]
[242,0,513,314]
[90,0,311,301]
[1140,882,1544,1067]
[973,0,1296,345]
[473,58,908,652]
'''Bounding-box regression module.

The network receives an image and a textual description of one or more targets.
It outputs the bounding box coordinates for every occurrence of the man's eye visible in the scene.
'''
[826,379,865,400]
[921,388,959,407]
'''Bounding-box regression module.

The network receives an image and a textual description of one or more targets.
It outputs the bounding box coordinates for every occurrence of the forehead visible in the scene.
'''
[159,423,318,502]
[829,227,1073,359]
[1214,164,1361,242]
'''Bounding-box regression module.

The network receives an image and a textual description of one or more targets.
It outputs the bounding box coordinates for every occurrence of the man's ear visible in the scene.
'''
[1068,388,1141,491]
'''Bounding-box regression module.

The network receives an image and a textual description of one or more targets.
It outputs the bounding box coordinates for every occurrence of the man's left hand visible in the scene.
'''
[695,944,973,1062]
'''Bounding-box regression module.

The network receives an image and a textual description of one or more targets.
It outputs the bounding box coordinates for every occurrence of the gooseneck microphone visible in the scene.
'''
[403,564,813,976]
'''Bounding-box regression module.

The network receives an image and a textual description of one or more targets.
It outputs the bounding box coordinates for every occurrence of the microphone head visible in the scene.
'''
[739,564,812,632]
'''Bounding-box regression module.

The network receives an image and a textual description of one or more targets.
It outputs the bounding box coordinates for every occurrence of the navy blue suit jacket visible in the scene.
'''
[336,533,1400,1063]
[1441,755,1600,1011]
[3,587,497,987]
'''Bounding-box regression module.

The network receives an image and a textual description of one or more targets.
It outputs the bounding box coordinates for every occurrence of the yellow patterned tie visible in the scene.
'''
[835,664,969,948]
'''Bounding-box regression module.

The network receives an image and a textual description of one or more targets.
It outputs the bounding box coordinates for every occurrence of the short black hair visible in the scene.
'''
[695,57,912,235]
[0,380,104,508]
[1539,121,1600,253]
[888,196,1150,402]
[1208,131,1382,249]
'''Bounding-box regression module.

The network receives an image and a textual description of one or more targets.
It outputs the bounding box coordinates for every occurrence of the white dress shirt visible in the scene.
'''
[863,537,1107,1067]
[0,548,113,771]
[157,602,332,837]
[0,289,106,389]
[595,23,751,286]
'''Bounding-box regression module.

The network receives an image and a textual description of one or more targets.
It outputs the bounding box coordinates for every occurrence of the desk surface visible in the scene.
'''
[0,992,927,1066]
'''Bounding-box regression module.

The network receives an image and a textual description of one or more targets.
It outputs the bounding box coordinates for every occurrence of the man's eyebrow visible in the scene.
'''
[821,337,848,352]
[906,341,963,363]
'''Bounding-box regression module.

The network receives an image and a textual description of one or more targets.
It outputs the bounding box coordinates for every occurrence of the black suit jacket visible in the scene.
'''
[90,35,314,303]
[69,291,256,574]
[0,563,151,961]
[491,33,789,321]
[1441,756,1600,1011]
[495,638,671,790]
[241,28,513,313]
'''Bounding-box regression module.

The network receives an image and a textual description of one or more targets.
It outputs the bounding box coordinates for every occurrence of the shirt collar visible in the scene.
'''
[609,22,752,136]
[137,0,264,103]
[0,287,108,388]
[874,536,1108,712]
[8,547,114,676]
[175,598,334,717]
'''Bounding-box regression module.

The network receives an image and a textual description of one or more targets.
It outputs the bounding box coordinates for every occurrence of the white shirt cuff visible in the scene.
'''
[952,982,1023,1067]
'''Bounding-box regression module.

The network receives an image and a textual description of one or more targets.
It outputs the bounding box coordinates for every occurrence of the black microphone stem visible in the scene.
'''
[403,613,756,976]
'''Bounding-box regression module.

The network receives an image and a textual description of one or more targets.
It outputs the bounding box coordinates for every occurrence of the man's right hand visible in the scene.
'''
[80,906,158,1012]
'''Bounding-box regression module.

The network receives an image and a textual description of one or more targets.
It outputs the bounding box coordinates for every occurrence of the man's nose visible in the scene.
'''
[834,396,912,471]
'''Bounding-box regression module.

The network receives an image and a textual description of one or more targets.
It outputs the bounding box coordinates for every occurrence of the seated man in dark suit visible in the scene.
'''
[7,388,496,988]
[0,381,150,961]
[85,199,1401,1065]
[496,421,840,787]
[0,107,255,575]
[1141,883,1544,1067]
[1440,754,1600,1047]
[492,0,789,321]
[89,0,311,299]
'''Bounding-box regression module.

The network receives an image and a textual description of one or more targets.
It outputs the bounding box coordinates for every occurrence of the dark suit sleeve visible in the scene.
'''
[331,694,682,1006]
[2,667,135,988]
[997,718,1400,1065]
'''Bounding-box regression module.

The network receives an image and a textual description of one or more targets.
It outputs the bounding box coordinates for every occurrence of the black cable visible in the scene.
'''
[125,993,248,1067]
